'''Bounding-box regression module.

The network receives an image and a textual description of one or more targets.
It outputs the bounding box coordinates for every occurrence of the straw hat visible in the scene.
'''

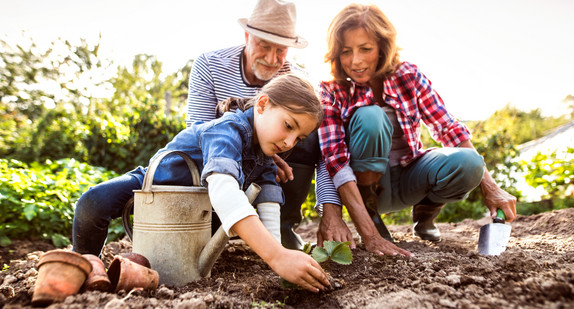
[238,0,308,49]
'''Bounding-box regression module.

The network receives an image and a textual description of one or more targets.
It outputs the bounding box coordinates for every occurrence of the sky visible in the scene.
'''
[1,0,573,121]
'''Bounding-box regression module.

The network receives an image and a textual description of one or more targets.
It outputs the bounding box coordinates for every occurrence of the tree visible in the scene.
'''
[0,35,112,120]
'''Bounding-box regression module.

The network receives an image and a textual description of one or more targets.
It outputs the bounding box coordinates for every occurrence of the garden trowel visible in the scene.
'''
[477,209,511,256]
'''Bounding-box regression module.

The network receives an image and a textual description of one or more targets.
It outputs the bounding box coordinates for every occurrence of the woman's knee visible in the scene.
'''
[455,149,485,188]
[349,106,392,138]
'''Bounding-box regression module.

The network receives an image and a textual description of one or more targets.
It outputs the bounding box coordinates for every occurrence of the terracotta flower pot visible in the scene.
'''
[82,254,111,292]
[32,250,92,307]
[121,252,152,269]
[107,255,159,292]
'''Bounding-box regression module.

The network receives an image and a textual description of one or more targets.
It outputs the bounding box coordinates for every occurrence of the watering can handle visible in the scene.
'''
[141,150,201,192]
[123,150,201,242]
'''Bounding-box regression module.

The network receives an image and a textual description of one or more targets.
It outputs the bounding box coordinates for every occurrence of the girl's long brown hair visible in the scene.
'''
[216,74,323,130]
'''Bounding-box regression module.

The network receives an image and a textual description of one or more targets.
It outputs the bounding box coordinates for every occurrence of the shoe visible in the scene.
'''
[358,184,395,243]
[412,202,444,242]
[280,164,315,250]
[281,225,305,250]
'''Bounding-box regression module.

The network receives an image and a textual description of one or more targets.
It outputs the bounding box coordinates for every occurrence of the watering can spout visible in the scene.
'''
[197,183,261,278]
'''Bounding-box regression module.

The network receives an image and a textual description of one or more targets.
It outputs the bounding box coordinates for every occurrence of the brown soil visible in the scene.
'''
[1,208,573,309]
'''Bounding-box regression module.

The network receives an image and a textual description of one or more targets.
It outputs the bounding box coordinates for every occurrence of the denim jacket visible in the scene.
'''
[127,108,283,205]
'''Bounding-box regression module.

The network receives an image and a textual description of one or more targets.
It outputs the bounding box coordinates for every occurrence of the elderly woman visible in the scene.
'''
[315,3,517,256]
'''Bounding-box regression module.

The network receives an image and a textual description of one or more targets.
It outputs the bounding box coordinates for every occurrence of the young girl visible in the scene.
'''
[73,74,330,292]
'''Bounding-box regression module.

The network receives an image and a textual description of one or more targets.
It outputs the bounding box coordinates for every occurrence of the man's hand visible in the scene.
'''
[272,154,293,183]
[317,204,356,248]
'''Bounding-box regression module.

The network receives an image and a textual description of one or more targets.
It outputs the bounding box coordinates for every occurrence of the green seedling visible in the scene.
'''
[281,241,353,289]
[251,297,287,308]
[311,241,353,265]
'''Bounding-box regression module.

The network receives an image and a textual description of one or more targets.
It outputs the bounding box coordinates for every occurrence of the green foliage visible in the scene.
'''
[475,104,570,145]
[437,200,487,222]
[0,36,111,121]
[522,148,574,199]
[25,107,88,163]
[1,37,191,174]
[0,158,117,247]
[105,54,190,117]
[107,217,127,244]
[301,177,319,220]
[381,208,412,225]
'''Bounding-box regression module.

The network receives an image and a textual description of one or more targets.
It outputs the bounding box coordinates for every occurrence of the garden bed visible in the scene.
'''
[1,208,573,308]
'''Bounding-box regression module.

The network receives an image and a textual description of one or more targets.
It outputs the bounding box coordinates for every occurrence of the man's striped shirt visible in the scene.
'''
[186,45,297,125]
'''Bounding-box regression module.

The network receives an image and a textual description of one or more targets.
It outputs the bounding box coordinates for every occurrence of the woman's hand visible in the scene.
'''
[362,233,412,257]
[458,140,518,222]
[335,182,412,257]
[481,179,517,222]
[272,154,293,183]
[267,248,330,293]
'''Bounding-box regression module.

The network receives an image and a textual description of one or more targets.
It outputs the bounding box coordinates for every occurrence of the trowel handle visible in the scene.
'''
[493,209,506,224]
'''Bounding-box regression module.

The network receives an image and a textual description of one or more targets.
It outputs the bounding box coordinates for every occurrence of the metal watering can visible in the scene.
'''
[122,150,260,286]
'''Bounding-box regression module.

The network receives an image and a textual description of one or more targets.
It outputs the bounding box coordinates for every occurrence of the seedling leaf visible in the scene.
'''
[302,242,312,255]
[331,242,353,265]
[323,240,337,255]
[311,246,329,263]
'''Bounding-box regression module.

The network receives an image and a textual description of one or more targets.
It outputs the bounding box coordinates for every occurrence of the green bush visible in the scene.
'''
[522,147,574,199]
[517,197,574,216]
[25,107,87,163]
[0,158,117,247]
[381,200,487,226]
[83,105,185,173]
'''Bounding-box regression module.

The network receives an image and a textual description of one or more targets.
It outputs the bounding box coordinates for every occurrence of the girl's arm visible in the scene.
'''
[231,216,330,293]
[206,173,330,292]
[256,202,281,242]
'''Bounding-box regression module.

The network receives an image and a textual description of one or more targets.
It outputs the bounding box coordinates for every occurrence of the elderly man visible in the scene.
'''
[186,0,318,250]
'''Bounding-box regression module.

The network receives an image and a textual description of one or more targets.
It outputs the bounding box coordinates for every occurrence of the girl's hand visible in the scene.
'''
[230,216,329,292]
[268,248,330,293]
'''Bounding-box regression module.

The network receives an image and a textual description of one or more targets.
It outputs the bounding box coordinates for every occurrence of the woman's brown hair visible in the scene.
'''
[325,3,401,84]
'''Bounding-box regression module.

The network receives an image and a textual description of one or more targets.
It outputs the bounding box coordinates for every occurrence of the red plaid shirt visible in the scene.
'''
[318,62,472,177]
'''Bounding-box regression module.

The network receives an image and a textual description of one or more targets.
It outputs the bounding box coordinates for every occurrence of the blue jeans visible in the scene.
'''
[72,172,144,256]
[348,106,485,214]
